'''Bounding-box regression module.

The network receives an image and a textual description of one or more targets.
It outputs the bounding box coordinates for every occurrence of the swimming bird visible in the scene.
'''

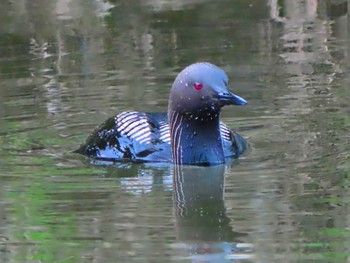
[75,62,248,166]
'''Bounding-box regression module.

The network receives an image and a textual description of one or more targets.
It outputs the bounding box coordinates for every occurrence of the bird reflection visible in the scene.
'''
[173,164,253,262]
[95,161,254,260]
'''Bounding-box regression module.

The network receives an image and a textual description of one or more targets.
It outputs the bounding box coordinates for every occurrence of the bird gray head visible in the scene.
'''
[168,62,247,119]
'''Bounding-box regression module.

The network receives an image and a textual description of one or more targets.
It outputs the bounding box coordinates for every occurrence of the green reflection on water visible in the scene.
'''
[8,181,84,263]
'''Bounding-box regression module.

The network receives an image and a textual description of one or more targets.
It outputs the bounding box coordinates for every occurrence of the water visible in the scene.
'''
[0,0,349,262]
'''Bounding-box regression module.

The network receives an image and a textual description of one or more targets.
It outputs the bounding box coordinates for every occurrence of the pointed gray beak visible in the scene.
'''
[217,91,247,106]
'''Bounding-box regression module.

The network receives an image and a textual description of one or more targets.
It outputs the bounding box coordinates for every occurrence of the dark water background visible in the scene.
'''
[0,0,349,262]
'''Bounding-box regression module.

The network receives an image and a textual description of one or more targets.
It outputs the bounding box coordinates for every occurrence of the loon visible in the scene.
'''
[75,62,248,166]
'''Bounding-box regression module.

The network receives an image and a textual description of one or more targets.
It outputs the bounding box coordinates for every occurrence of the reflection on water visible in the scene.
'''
[173,165,253,261]
[0,0,349,262]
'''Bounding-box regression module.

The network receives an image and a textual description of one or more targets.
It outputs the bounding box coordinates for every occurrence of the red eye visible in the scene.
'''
[194,82,203,91]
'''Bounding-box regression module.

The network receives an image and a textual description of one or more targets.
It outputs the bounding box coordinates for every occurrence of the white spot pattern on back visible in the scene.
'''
[115,111,152,144]
[159,121,171,143]
[114,111,232,147]
[220,122,231,142]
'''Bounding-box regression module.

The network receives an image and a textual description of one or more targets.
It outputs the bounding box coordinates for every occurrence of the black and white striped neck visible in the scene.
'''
[169,110,225,166]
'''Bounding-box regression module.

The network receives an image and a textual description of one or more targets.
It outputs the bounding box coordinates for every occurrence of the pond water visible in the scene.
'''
[0,0,349,262]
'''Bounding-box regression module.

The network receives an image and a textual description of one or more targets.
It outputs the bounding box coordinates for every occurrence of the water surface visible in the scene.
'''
[0,0,349,262]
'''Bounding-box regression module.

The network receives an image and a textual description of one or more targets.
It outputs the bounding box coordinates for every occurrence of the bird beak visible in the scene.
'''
[217,90,247,106]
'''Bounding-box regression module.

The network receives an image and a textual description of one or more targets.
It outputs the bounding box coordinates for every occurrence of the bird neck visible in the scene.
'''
[169,110,225,165]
